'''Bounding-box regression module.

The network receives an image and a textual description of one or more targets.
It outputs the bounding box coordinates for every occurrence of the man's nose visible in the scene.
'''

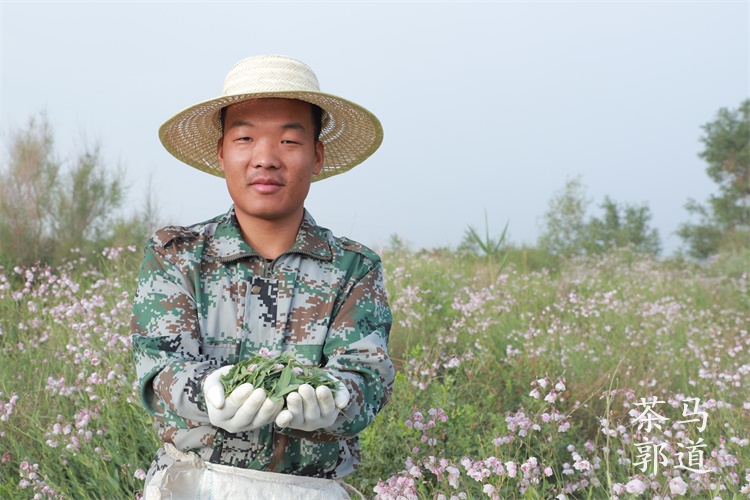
[251,139,280,169]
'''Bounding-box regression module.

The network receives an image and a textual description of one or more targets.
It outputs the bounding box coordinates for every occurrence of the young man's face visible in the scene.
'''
[218,98,324,229]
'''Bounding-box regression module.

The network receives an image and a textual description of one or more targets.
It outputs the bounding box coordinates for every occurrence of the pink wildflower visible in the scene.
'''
[668,477,688,496]
[1,392,19,421]
[505,461,517,478]
[446,465,460,488]
[625,478,647,495]
[573,459,590,471]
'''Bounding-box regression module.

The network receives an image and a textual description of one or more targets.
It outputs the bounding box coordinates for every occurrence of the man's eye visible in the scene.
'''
[281,140,300,145]
[235,136,252,142]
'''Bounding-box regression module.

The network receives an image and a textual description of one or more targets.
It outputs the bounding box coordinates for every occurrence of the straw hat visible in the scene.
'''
[159,55,383,181]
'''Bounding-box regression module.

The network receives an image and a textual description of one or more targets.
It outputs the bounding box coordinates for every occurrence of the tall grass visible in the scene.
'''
[1,245,748,498]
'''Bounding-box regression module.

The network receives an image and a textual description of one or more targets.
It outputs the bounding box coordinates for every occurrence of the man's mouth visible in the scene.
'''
[249,177,284,193]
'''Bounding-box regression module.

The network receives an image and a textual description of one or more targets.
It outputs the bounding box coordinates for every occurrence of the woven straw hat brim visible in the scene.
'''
[159,90,383,181]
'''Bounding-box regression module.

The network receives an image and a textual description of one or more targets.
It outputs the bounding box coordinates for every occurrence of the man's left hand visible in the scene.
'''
[275,376,350,431]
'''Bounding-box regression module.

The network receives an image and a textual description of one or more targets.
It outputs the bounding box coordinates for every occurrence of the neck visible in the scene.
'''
[235,209,304,260]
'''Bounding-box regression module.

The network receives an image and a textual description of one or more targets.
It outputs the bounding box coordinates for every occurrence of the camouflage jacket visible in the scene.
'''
[131,207,394,478]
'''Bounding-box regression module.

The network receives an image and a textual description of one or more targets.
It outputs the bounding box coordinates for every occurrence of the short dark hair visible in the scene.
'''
[220,101,324,142]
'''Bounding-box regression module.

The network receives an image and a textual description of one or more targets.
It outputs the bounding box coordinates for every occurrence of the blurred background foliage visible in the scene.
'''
[0,113,159,269]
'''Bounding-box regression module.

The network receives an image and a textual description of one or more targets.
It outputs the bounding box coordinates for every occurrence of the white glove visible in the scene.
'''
[275,375,350,432]
[203,365,283,433]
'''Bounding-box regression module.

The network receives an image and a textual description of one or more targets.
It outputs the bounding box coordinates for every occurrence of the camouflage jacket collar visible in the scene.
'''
[212,207,332,263]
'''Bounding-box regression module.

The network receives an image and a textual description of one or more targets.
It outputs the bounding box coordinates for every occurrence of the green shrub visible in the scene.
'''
[0,114,157,268]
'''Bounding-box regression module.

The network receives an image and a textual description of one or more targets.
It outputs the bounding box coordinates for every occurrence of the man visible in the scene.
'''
[131,54,394,498]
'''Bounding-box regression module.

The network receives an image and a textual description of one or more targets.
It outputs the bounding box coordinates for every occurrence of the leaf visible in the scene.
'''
[275,383,302,398]
[278,364,293,393]
[254,372,266,391]
[220,353,339,409]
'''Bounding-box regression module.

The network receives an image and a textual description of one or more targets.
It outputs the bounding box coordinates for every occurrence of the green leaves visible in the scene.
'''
[464,210,510,281]
[679,99,750,259]
[220,352,337,404]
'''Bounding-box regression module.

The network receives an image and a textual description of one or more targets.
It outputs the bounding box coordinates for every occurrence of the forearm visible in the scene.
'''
[131,244,213,428]
[278,262,396,441]
[133,334,214,425]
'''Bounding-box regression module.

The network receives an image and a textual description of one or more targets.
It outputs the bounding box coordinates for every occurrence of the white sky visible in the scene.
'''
[1,1,748,254]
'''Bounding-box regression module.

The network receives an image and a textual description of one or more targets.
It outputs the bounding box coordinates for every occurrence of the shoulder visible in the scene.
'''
[146,213,225,254]
[150,226,199,249]
[336,235,382,267]
[312,223,382,272]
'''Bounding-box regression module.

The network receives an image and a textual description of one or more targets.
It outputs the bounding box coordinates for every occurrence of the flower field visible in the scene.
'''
[1,245,748,498]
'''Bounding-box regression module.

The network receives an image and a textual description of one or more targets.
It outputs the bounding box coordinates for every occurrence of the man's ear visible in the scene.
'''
[312,140,324,175]
[217,137,225,172]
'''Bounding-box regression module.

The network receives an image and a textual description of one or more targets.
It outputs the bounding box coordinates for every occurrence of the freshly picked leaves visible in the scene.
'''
[220,351,337,404]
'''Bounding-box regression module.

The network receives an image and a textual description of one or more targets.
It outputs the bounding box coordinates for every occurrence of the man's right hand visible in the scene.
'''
[203,365,283,433]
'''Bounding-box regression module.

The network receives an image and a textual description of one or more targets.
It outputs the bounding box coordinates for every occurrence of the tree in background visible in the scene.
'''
[0,114,60,264]
[51,145,126,253]
[538,176,661,257]
[584,197,661,256]
[678,99,750,259]
[0,114,157,267]
[537,176,590,257]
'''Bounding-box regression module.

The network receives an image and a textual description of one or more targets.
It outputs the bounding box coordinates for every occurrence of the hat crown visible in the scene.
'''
[223,54,321,96]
